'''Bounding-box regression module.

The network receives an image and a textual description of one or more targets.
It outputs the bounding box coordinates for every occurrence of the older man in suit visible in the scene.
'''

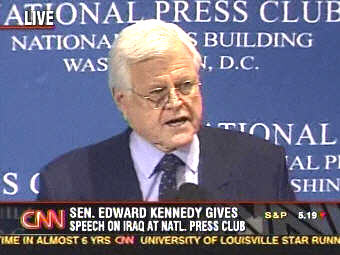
[38,19,294,201]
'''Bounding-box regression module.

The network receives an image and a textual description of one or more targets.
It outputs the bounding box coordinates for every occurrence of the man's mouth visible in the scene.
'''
[165,117,189,127]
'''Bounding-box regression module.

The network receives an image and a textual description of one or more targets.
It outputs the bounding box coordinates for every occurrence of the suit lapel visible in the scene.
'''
[198,127,231,198]
[89,128,143,201]
[198,127,253,200]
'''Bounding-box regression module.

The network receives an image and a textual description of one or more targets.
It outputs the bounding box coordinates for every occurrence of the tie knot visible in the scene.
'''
[156,154,184,173]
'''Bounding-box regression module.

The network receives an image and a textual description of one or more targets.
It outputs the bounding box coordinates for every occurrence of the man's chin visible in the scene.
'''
[169,133,195,149]
[152,127,199,152]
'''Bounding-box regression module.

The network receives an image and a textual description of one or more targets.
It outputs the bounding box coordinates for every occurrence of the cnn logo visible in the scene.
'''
[20,209,65,230]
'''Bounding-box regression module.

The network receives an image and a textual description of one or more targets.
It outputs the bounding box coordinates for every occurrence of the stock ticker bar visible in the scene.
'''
[0,234,340,246]
[0,202,339,235]
[0,202,338,253]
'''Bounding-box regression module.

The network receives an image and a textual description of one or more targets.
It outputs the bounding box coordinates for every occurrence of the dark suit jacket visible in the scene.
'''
[38,127,295,201]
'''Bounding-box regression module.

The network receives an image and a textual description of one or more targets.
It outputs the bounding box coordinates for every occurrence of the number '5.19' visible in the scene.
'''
[298,211,318,220]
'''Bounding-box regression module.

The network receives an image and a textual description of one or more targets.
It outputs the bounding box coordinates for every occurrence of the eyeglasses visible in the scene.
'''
[130,81,201,109]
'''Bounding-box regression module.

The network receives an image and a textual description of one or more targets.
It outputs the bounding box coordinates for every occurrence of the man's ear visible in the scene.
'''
[113,89,129,122]
[112,89,125,110]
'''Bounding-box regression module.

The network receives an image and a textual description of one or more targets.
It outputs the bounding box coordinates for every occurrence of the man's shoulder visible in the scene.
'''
[199,126,284,157]
[43,129,130,173]
[199,126,294,201]
[38,128,140,201]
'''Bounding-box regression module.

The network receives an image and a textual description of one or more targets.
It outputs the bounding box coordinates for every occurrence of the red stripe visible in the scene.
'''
[0,25,55,30]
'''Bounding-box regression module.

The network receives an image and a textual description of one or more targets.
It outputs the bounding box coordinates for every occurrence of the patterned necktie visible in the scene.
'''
[155,154,184,200]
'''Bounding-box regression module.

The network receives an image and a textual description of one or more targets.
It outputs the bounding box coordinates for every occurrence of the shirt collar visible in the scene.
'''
[129,131,200,178]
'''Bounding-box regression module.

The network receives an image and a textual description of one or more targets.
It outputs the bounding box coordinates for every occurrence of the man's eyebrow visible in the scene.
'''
[148,82,168,89]
[174,75,198,84]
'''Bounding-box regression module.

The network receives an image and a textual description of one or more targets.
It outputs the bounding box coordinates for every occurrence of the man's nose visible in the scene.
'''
[165,88,183,109]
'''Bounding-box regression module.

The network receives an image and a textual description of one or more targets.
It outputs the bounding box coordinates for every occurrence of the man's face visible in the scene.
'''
[115,41,202,152]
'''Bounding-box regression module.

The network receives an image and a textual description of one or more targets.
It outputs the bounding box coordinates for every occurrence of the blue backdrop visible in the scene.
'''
[0,0,339,201]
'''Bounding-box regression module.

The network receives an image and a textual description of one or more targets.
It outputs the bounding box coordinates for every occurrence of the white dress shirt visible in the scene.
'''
[129,131,199,201]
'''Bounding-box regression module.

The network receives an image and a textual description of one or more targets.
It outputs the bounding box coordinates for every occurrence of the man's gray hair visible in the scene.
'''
[108,19,202,93]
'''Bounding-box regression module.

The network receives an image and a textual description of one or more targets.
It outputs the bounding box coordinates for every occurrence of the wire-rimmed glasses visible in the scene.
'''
[130,80,202,109]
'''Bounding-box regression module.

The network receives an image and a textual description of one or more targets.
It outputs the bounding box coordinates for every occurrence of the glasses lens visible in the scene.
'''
[149,87,168,101]
[148,88,168,109]
[148,82,200,109]
[180,81,195,95]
